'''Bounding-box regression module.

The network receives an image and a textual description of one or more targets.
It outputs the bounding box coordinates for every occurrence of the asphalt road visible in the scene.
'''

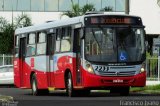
[0,86,160,106]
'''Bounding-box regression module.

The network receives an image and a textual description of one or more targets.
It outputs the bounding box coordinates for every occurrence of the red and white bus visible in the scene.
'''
[14,13,146,96]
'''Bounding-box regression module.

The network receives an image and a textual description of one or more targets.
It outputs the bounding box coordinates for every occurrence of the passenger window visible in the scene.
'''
[37,32,46,43]
[26,33,36,56]
[60,27,71,52]
[29,33,36,44]
[26,45,36,56]
[36,32,46,55]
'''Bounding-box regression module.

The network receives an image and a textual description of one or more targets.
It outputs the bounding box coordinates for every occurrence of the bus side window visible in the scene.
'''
[26,33,36,56]
[47,33,55,55]
[60,27,71,52]
[36,32,46,55]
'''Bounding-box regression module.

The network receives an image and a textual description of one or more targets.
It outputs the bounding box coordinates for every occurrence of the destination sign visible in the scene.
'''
[85,16,142,26]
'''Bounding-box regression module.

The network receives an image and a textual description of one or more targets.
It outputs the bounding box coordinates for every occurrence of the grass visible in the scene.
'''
[130,85,160,93]
[97,85,160,94]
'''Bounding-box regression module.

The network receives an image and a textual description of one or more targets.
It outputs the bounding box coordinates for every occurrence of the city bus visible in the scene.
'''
[14,13,146,96]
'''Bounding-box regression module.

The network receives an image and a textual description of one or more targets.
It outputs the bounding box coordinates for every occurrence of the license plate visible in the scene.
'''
[113,79,123,83]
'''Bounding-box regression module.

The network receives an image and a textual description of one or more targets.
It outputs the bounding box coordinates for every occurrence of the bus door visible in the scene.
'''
[47,32,56,87]
[19,37,26,87]
[74,28,82,86]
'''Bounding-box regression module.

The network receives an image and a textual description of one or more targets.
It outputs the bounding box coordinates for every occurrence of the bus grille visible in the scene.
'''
[98,71,136,76]
[110,66,134,69]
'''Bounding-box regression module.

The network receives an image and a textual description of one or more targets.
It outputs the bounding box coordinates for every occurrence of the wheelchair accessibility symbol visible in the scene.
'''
[119,52,127,61]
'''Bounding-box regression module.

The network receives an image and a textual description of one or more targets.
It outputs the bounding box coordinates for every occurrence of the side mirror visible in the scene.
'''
[145,41,148,50]
[143,30,148,50]
[144,30,147,40]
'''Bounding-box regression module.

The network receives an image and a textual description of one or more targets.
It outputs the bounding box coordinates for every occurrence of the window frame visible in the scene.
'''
[36,31,47,55]
[55,28,62,53]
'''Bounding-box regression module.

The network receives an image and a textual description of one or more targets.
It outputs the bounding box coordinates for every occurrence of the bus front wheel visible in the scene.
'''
[119,87,130,96]
[110,87,130,96]
[31,74,40,96]
[66,72,76,97]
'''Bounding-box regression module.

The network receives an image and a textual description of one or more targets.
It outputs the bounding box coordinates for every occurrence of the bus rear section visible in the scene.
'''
[14,14,146,97]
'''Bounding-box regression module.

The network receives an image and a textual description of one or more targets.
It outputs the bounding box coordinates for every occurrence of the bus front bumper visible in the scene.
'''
[83,71,146,88]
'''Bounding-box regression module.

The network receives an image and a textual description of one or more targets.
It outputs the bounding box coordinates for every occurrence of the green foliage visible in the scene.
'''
[146,51,151,58]
[100,6,113,11]
[63,3,81,17]
[0,17,8,31]
[0,24,14,54]
[146,85,160,90]
[62,0,113,18]
[81,4,95,14]
[146,52,158,79]
[131,85,160,93]
[0,13,32,54]
[130,87,145,92]
[62,0,95,17]
[15,13,32,28]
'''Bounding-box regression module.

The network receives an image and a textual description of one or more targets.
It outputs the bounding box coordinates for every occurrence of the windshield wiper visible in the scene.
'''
[91,29,102,54]
[98,25,113,41]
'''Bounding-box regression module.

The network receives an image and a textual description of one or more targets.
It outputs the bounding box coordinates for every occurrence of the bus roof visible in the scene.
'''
[15,13,141,35]
[15,16,83,35]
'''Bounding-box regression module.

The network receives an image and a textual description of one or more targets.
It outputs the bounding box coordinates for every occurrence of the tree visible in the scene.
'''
[100,6,113,11]
[0,17,13,54]
[0,13,32,54]
[81,4,95,15]
[0,23,14,54]
[0,17,8,33]
[15,13,32,28]
[62,3,81,17]
[62,0,95,18]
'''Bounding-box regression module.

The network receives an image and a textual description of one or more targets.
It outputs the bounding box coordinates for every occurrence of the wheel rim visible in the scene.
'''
[32,79,37,93]
[67,74,72,96]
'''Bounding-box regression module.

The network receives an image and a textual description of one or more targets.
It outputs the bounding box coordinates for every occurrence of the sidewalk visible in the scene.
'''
[146,81,160,86]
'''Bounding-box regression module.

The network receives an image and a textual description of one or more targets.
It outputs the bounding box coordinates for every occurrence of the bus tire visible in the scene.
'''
[110,88,119,94]
[119,87,130,96]
[66,72,75,97]
[77,89,90,96]
[82,89,90,96]
[110,87,130,96]
[40,89,49,95]
[31,74,40,96]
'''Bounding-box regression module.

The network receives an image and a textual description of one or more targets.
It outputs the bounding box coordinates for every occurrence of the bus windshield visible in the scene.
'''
[85,26,145,63]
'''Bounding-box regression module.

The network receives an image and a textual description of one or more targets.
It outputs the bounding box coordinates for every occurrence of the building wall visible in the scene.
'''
[130,0,160,35]
[0,0,125,12]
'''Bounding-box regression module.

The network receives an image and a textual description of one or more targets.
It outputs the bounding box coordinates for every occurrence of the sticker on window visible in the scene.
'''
[119,51,127,61]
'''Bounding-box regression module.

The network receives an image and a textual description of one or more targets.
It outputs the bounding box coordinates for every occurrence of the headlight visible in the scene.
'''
[84,60,94,74]
[140,63,146,73]
[140,67,145,73]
